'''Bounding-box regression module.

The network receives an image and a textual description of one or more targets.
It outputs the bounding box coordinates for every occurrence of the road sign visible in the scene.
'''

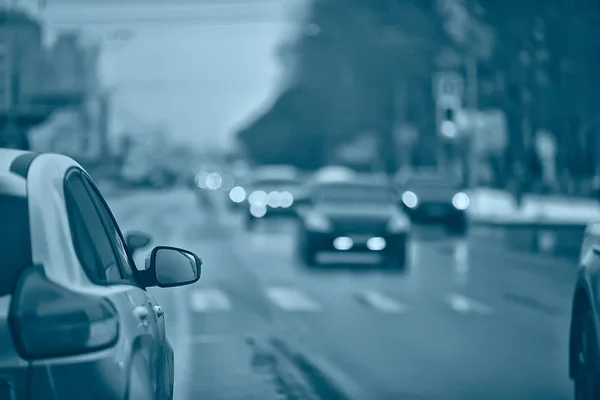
[433,71,464,106]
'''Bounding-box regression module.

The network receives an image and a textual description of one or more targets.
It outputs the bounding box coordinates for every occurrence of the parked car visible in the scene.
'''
[569,221,600,400]
[0,149,202,400]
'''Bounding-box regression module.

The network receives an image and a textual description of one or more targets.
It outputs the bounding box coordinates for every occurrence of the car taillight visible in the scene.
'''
[8,266,119,360]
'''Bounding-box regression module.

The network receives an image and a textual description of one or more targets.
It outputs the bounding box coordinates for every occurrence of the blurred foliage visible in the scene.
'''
[237,0,600,180]
[237,0,448,171]
[453,0,600,180]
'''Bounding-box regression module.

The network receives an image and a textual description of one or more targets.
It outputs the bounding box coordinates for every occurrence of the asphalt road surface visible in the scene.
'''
[108,188,576,400]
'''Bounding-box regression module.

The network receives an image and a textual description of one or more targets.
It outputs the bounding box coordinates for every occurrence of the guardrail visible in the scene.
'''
[469,218,586,262]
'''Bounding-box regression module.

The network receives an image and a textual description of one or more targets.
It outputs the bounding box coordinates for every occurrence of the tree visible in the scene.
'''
[236,0,451,171]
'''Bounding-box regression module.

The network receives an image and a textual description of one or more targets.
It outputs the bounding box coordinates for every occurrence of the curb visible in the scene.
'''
[468,219,584,262]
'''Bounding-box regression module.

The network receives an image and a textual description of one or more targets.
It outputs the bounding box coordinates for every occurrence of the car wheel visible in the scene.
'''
[574,310,600,400]
[126,352,155,400]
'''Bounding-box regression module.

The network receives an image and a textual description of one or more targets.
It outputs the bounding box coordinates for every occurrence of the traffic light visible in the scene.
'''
[444,107,454,121]
[440,107,457,138]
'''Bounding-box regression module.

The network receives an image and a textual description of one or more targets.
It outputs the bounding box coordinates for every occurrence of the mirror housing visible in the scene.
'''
[126,232,152,253]
[141,246,202,288]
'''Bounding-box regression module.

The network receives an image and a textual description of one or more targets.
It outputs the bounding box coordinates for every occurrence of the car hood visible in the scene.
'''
[313,204,399,220]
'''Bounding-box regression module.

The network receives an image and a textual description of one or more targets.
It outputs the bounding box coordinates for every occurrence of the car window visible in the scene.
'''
[82,176,137,282]
[0,194,32,296]
[66,172,124,282]
[314,185,393,203]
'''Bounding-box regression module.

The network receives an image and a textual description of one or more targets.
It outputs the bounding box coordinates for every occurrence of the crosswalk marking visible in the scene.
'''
[357,290,408,314]
[446,293,493,315]
[265,286,321,311]
[190,289,232,312]
[187,287,498,316]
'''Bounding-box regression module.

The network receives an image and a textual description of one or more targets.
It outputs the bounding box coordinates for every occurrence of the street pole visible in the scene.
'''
[98,91,110,158]
[465,54,478,188]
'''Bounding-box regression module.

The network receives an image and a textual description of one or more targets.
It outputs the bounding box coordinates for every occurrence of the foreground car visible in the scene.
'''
[0,150,202,400]
[296,177,410,269]
[569,222,600,400]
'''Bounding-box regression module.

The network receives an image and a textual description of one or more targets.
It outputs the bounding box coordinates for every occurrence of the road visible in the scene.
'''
[108,188,576,400]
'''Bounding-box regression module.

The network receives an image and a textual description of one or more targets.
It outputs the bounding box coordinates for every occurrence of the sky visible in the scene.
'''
[35,0,307,150]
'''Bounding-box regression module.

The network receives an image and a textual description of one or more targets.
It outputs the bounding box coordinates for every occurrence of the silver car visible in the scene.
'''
[0,149,202,400]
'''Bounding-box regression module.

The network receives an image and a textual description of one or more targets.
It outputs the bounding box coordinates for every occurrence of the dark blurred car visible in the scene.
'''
[295,177,411,269]
[569,222,600,399]
[395,172,469,234]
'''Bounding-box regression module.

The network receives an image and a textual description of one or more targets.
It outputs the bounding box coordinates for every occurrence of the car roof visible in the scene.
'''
[0,149,33,174]
[252,166,300,181]
[0,149,39,197]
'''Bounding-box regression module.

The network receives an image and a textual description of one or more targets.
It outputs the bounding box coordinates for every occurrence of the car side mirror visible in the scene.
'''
[126,232,152,253]
[144,246,202,288]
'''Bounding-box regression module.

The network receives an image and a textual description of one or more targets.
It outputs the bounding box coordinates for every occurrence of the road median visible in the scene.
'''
[469,217,586,262]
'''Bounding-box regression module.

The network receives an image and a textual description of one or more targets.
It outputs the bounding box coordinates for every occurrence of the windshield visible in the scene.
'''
[406,179,459,190]
[314,185,393,204]
[0,194,32,296]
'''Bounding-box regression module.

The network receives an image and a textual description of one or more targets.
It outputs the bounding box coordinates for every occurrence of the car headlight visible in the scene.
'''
[452,192,470,210]
[402,191,418,208]
[304,213,332,232]
[248,190,268,207]
[387,213,411,232]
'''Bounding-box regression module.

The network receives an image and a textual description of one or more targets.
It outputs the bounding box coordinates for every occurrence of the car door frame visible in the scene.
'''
[63,168,163,395]
[80,171,169,392]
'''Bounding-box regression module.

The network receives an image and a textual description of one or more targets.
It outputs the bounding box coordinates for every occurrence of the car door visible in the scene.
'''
[81,173,169,388]
[64,170,162,394]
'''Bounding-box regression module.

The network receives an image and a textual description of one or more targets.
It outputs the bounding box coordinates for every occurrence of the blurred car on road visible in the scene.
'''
[243,165,303,229]
[569,221,600,399]
[309,165,357,184]
[295,175,411,269]
[395,171,469,234]
[0,149,202,400]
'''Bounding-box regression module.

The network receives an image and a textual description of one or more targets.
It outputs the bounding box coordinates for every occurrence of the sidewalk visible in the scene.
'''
[467,188,600,225]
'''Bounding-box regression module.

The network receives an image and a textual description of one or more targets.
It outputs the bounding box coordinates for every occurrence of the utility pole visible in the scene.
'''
[98,91,110,158]
[465,53,478,188]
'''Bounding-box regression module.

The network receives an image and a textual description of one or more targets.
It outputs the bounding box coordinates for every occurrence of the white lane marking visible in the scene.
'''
[358,290,408,314]
[266,287,321,311]
[190,289,232,312]
[446,293,493,315]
